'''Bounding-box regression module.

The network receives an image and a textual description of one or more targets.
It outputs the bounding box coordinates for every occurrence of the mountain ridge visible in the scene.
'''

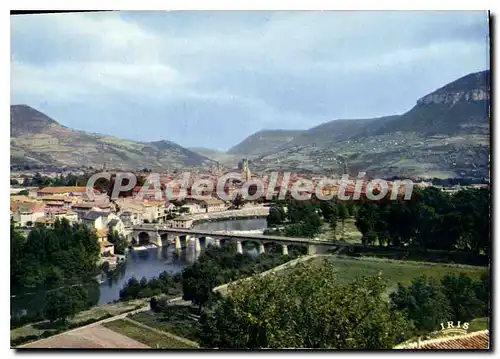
[10,105,214,170]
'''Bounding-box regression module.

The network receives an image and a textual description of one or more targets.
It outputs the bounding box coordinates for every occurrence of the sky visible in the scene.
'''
[11,11,490,151]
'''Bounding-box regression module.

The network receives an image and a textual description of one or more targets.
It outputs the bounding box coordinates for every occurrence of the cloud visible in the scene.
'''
[10,11,490,150]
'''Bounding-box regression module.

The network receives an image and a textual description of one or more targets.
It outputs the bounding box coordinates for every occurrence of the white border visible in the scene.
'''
[4,2,497,359]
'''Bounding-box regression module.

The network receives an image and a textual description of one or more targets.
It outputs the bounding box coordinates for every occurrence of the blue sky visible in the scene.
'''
[11,11,490,150]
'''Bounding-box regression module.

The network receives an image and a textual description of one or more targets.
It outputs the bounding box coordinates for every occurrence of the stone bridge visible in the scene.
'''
[130,224,356,256]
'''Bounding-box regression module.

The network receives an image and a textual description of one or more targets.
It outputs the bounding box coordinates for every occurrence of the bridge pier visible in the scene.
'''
[175,236,182,251]
[259,243,265,254]
[195,238,201,252]
[282,244,288,256]
[307,244,317,255]
[149,233,162,247]
[236,240,243,254]
[214,239,221,247]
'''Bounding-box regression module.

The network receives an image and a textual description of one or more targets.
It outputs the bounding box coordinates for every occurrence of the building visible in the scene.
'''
[142,201,166,223]
[37,186,89,197]
[82,210,112,230]
[11,202,45,227]
[395,330,489,350]
[200,198,227,212]
[46,209,78,223]
[34,217,56,229]
[91,228,115,256]
[171,217,193,229]
[108,218,126,237]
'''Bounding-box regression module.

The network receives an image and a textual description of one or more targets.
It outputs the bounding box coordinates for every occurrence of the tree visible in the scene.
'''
[182,260,220,312]
[267,205,286,227]
[337,203,349,236]
[441,273,486,322]
[198,261,412,349]
[390,276,451,334]
[44,287,87,323]
[232,193,244,209]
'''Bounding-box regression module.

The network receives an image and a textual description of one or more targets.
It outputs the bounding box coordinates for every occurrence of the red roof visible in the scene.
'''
[397,331,489,350]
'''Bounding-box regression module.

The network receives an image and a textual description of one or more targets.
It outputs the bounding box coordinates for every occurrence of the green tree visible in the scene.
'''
[337,203,349,236]
[390,276,451,334]
[199,261,412,349]
[182,260,220,312]
[44,287,87,323]
[267,205,286,227]
[441,273,486,322]
[232,193,244,209]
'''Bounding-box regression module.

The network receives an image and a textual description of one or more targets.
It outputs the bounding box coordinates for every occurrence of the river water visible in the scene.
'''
[11,218,268,317]
[97,217,267,305]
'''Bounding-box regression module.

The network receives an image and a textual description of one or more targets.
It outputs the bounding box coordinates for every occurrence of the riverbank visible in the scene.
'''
[190,206,269,226]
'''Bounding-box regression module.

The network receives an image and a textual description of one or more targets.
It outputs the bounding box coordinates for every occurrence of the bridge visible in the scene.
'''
[130,224,356,256]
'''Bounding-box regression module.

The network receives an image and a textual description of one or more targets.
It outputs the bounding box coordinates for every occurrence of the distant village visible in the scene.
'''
[10,159,488,263]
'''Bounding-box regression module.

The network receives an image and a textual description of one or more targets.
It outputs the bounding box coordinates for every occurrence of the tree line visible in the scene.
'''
[266,187,490,255]
[11,219,102,326]
[354,187,490,254]
[196,260,489,349]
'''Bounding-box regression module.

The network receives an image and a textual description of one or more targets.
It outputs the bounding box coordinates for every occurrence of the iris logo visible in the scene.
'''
[439,321,470,336]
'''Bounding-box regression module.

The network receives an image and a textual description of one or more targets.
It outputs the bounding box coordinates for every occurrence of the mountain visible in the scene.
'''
[188,147,241,168]
[228,129,303,157]
[10,105,214,170]
[248,70,490,179]
[374,70,490,136]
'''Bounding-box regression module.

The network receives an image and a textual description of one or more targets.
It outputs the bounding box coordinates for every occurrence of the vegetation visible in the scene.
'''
[119,271,182,301]
[11,219,100,294]
[391,273,489,334]
[131,308,200,342]
[198,261,412,349]
[354,187,490,254]
[103,319,197,348]
[11,219,101,326]
[181,243,298,312]
[266,199,323,237]
[107,230,128,255]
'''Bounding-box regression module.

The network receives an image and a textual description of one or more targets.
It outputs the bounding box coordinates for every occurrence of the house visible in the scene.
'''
[200,198,227,213]
[46,209,78,223]
[71,203,99,220]
[142,201,166,223]
[82,210,111,230]
[37,186,89,197]
[171,217,193,229]
[91,228,115,256]
[119,210,143,227]
[35,217,56,228]
[108,218,126,237]
[11,202,45,227]
[395,330,489,349]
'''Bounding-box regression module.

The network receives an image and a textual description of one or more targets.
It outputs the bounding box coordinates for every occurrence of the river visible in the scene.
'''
[97,217,267,305]
[11,218,268,318]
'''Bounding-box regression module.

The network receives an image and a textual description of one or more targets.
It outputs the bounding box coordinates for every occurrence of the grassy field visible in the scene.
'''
[316,217,363,244]
[11,298,148,342]
[103,319,197,349]
[130,307,200,342]
[468,317,489,332]
[305,256,487,292]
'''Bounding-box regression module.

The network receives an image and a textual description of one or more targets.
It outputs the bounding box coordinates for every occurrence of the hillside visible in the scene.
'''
[227,129,303,157]
[10,105,214,170]
[249,70,490,179]
[188,147,241,168]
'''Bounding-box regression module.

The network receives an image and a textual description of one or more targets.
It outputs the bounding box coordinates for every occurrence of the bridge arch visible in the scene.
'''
[138,231,150,245]
[160,233,170,243]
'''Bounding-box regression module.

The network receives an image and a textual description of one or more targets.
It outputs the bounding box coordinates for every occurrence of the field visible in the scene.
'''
[130,307,200,342]
[11,298,148,345]
[316,217,363,244]
[302,255,487,292]
[19,324,150,349]
[102,319,198,349]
